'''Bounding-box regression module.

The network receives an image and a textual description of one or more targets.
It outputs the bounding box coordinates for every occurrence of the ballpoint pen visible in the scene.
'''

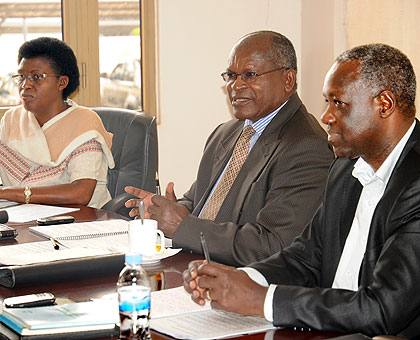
[155,171,161,195]
[139,199,145,224]
[50,237,59,250]
[200,232,211,263]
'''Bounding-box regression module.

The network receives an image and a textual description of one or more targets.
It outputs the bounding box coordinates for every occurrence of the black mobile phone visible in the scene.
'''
[36,215,75,226]
[0,224,18,240]
[3,293,56,308]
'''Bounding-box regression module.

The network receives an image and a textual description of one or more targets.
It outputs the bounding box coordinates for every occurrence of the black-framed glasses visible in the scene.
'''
[220,68,286,83]
[12,73,60,85]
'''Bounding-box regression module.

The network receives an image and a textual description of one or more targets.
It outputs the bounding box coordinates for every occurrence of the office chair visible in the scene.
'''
[92,107,158,218]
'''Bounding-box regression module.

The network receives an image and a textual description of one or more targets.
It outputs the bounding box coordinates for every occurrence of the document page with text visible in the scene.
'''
[150,286,275,340]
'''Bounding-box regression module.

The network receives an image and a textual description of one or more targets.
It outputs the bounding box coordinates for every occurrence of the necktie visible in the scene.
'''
[201,125,256,220]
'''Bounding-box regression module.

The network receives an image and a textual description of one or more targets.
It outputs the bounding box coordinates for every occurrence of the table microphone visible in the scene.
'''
[0,210,9,224]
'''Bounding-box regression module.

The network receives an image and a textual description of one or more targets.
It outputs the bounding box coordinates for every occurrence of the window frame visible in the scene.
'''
[62,0,157,115]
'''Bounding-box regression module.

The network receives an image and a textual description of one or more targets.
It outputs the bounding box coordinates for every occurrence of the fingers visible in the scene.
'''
[128,208,138,218]
[182,261,207,306]
[125,198,139,208]
[124,185,144,197]
[197,261,230,277]
[125,186,154,202]
[165,182,177,202]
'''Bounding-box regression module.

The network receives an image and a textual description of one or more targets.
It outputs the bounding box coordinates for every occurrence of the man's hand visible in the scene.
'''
[125,182,189,237]
[125,186,155,218]
[148,193,189,238]
[183,260,207,306]
[183,261,268,316]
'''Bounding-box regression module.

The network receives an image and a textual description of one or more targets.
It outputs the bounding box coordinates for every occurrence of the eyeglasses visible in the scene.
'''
[220,68,286,83]
[12,73,59,85]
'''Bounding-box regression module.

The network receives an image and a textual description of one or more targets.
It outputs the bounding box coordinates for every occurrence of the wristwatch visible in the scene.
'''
[24,186,32,204]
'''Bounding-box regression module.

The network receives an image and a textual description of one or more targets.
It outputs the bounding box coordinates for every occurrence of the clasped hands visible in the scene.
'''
[182,260,267,316]
[124,182,189,238]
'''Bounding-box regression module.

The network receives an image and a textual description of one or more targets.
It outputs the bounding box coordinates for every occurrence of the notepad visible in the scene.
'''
[28,219,180,263]
[29,219,129,240]
[149,286,276,340]
[0,300,119,338]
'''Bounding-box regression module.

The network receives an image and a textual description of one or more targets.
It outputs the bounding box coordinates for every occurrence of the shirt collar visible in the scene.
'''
[352,121,416,186]
[243,99,289,136]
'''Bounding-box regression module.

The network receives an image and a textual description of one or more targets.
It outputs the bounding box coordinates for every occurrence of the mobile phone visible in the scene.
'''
[0,224,17,240]
[37,215,75,226]
[3,293,56,308]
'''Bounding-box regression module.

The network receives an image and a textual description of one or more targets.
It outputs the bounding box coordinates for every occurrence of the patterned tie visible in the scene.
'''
[201,125,256,220]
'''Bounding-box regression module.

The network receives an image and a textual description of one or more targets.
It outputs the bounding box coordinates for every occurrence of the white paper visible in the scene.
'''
[29,220,181,263]
[29,219,129,239]
[151,286,211,319]
[149,286,275,340]
[0,241,109,265]
[151,310,275,340]
[5,204,79,223]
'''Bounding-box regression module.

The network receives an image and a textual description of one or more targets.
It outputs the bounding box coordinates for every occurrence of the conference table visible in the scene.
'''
[0,206,343,340]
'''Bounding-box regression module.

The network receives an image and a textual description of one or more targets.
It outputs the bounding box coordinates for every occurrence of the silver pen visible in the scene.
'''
[200,232,211,263]
[139,199,145,224]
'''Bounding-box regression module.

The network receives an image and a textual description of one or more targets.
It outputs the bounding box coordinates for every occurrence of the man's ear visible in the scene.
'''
[58,75,69,90]
[284,69,296,93]
[376,90,395,118]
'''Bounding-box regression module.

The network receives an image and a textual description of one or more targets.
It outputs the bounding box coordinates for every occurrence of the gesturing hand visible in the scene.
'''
[125,183,189,237]
[124,186,155,218]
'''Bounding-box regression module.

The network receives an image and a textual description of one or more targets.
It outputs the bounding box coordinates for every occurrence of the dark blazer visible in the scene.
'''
[250,120,420,337]
[173,93,334,266]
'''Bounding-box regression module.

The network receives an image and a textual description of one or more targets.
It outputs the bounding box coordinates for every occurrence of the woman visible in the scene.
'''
[0,37,114,208]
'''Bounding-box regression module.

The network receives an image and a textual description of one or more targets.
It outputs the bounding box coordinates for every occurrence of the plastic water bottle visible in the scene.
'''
[117,253,151,339]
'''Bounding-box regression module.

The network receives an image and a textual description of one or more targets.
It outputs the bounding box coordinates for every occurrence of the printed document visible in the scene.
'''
[150,286,275,339]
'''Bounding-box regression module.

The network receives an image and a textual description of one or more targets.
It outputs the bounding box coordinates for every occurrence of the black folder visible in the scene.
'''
[0,254,125,288]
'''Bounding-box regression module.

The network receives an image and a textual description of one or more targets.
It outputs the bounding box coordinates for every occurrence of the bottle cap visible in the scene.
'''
[125,253,142,265]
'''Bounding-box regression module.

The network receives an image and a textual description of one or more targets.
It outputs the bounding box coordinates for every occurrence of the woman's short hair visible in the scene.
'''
[18,37,80,100]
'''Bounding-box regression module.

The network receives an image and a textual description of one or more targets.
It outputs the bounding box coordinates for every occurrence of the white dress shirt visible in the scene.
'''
[241,121,415,321]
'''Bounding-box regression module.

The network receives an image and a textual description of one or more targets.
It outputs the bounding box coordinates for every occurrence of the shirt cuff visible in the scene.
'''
[238,267,275,322]
[238,267,268,286]
[264,284,276,322]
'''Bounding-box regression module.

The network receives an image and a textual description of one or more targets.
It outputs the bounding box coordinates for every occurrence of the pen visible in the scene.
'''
[200,232,211,263]
[139,199,145,224]
[155,171,161,195]
[50,237,59,250]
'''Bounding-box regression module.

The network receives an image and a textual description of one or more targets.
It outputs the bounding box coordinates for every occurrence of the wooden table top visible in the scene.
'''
[0,206,343,340]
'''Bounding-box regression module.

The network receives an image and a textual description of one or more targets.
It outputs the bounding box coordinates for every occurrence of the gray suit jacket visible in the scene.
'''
[173,93,333,266]
[250,120,420,337]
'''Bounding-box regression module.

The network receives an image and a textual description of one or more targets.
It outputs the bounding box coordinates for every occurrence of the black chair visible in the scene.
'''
[92,107,158,218]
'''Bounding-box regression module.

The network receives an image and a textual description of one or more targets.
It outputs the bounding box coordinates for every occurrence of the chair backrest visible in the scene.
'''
[92,107,158,217]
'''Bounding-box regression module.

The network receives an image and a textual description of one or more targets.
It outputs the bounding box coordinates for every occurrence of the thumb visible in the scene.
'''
[165,182,177,201]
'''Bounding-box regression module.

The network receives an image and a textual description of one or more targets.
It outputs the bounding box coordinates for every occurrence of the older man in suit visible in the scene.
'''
[125,31,333,266]
[184,44,420,338]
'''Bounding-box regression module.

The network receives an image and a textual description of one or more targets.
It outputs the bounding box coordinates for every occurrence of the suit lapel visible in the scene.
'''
[215,93,303,222]
[368,122,420,249]
[359,121,420,284]
[192,124,243,214]
[338,171,362,249]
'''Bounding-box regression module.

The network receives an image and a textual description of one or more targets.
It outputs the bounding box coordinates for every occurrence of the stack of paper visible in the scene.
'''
[0,300,119,338]
[150,286,275,339]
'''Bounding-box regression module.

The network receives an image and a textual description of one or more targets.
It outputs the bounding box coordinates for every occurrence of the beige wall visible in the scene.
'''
[156,0,306,195]
[155,0,420,195]
[346,0,420,110]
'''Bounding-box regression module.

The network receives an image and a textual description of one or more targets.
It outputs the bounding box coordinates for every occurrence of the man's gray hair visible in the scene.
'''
[242,30,297,72]
[336,43,416,117]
